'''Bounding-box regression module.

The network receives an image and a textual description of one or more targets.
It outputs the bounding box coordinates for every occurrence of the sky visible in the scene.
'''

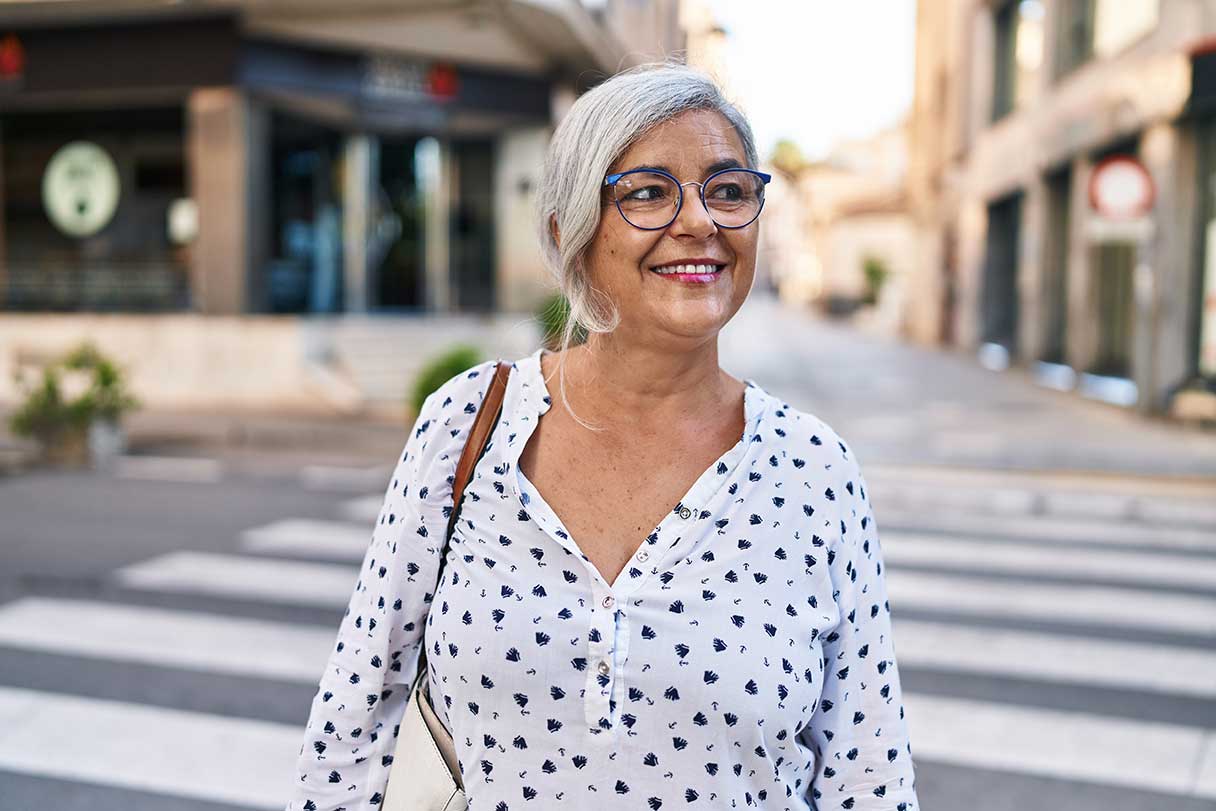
[703,0,918,162]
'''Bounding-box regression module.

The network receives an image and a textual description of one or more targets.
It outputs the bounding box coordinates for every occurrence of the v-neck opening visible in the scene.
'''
[510,347,768,592]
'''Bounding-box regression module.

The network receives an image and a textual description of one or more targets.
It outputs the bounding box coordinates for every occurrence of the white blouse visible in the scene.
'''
[285,347,919,811]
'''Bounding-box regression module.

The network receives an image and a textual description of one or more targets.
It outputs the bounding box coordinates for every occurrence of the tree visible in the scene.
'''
[769,139,807,177]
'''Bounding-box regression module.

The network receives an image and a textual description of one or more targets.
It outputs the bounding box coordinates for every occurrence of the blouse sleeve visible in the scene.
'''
[283,360,498,811]
[799,435,919,810]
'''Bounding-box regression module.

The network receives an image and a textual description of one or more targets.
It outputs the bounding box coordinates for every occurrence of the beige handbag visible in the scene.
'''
[382,360,512,811]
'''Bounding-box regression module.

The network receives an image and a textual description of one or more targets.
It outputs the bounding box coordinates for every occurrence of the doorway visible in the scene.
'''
[981,192,1023,355]
[1089,240,1136,378]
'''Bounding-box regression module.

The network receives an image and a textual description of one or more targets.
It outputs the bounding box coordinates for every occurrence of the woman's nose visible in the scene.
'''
[669,185,717,238]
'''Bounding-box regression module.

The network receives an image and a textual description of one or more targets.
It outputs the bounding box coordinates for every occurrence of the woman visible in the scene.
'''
[286,63,919,811]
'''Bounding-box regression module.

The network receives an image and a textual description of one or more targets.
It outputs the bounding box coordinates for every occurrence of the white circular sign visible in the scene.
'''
[1089,156,1154,221]
[41,141,121,238]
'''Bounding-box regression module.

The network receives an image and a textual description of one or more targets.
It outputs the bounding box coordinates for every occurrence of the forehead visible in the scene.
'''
[612,109,746,174]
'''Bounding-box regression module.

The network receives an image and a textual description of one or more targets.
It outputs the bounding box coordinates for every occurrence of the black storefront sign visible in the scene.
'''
[0,14,550,130]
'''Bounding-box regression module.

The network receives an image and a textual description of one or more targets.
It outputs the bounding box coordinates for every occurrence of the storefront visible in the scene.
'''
[0,13,553,315]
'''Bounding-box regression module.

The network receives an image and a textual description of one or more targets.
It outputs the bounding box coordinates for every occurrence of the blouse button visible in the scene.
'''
[637,549,648,562]
[678,507,692,520]
[601,595,615,609]
[597,660,611,676]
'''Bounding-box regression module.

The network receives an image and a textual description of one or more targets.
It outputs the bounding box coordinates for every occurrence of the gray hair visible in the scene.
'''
[534,61,759,431]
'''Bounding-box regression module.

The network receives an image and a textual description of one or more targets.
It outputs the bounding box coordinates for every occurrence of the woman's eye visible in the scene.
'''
[625,185,667,201]
[708,184,743,201]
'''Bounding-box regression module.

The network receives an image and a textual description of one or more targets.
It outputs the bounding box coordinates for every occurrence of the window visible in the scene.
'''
[992,0,1044,121]
[1055,0,1158,79]
[1054,0,1096,78]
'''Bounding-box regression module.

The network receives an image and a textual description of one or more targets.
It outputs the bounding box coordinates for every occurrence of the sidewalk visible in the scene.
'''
[5,297,1216,483]
[0,404,413,478]
[720,294,1216,481]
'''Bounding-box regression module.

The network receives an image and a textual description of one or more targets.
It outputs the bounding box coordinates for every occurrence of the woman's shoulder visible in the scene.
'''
[404,358,505,483]
[418,358,505,421]
[754,388,862,477]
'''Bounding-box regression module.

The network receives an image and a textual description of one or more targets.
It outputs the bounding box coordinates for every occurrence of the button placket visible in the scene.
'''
[585,597,615,729]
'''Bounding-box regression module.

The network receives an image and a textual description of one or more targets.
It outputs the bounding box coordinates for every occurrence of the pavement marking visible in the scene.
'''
[893,619,1216,698]
[0,597,333,683]
[300,464,391,492]
[905,692,1216,800]
[0,680,1211,806]
[883,533,1216,590]
[868,475,1216,528]
[877,509,1216,552]
[113,551,359,609]
[1137,498,1216,529]
[867,480,1039,515]
[112,456,223,483]
[242,518,370,561]
[0,685,299,810]
[888,570,1216,638]
[340,494,384,524]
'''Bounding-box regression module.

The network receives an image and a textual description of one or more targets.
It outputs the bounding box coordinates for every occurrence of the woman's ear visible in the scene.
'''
[549,214,561,251]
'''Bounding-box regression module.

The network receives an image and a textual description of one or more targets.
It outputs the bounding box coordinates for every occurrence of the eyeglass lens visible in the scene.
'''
[612,171,765,229]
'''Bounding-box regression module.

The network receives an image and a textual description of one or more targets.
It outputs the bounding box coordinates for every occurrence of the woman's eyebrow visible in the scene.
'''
[706,158,743,173]
[619,164,672,174]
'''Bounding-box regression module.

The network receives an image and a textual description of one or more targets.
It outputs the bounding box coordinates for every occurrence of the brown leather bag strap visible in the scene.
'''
[416,359,511,705]
[444,359,513,545]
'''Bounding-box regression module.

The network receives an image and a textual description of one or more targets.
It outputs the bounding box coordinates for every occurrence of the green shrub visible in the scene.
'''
[8,341,140,448]
[409,344,485,418]
[862,256,889,306]
[535,292,586,351]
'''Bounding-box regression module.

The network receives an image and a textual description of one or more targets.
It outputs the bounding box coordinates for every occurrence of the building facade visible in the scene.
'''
[0,0,688,412]
[909,0,1216,419]
[0,1,663,318]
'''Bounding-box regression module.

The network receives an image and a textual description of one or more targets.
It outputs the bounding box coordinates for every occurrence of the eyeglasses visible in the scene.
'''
[603,167,772,231]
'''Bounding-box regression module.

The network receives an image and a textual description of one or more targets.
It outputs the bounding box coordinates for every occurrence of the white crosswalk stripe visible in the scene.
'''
[339,494,383,524]
[866,466,1216,528]
[887,569,1216,637]
[883,532,1216,590]
[903,692,1216,799]
[300,464,392,492]
[113,550,359,608]
[0,685,299,810]
[876,508,1216,551]
[4,475,1216,808]
[242,518,371,561]
[892,619,1216,698]
[0,597,333,683]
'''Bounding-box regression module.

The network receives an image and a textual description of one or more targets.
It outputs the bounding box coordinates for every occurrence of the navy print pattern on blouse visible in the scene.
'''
[285,346,918,811]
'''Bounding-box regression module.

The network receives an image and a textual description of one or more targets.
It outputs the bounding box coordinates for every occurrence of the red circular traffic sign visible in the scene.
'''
[1089,155,1155,220]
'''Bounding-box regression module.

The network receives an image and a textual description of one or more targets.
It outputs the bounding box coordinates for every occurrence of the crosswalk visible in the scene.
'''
[0,469,1213,809]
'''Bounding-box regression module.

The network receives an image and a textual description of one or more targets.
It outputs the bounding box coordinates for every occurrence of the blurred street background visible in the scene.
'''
[1,1,1215,810]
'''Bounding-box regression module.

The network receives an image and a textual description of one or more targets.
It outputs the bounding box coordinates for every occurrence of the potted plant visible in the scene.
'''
[8,342,140,469]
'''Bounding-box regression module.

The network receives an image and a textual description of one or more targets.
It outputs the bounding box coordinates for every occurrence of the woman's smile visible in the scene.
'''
[648,263,728,283]
[648,257,730,284]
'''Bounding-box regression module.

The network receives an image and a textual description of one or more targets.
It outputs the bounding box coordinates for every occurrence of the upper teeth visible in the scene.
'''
[653,264,721,274]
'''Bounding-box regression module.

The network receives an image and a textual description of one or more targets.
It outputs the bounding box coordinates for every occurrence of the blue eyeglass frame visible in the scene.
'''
[603,167,773,231]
